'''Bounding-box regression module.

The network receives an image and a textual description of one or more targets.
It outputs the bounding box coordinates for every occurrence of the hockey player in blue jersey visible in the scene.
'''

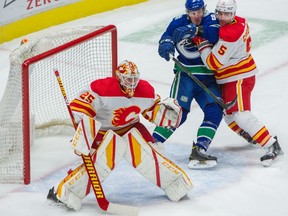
[152,0,223,169]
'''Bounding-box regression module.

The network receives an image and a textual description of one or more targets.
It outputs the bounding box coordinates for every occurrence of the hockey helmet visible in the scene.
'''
[116,60,140,98]
[215,0,237,14]
[185,0,205,11]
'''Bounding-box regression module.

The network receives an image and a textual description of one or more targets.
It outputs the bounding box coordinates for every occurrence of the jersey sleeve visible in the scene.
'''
[160,14,189,39]
[141,93,161,122]
[200,38,239,71]
[200,19,245,71]
[69,87,98,124]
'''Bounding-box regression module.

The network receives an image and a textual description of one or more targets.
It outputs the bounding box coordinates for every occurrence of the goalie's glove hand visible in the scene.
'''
[153,98,182,129]
[158,36,175,61]
[172,24,197,43]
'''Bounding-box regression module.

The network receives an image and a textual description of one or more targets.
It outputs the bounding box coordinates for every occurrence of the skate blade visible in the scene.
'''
[249,142,259,148]
[188,159,217,169]
[261,153,284,167]
[261,159,273,167]
[46,199,72,210]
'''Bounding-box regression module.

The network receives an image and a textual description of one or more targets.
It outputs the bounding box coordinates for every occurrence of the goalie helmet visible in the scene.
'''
[215,0,237,14]
[116,60,140,98]
[185,0,205,11]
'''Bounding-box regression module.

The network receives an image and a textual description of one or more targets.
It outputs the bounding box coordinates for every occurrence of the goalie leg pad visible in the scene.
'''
[93,129,127,180]
[164,174,193,201]
[54,130,127,210]
[71,115,101,156]
[123,128,192,201]
[55,162,87,211]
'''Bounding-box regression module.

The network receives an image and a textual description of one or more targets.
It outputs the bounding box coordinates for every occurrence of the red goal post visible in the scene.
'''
[0,25,118,184]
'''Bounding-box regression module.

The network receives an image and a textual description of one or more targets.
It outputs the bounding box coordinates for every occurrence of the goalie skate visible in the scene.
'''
[46,187,71,210]
[188,144,217,169]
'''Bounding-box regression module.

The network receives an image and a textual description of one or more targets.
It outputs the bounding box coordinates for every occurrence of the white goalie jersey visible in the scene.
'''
[70,77,181,131]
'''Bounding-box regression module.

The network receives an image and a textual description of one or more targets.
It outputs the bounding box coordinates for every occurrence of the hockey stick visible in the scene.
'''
[54,69,139,216]
[169,54,237,110]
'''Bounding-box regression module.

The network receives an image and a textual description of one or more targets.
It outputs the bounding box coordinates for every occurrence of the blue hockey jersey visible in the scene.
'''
[160,10,219,79]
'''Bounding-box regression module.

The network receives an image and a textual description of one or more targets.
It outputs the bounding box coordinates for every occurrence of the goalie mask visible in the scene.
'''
[116,60,140,98]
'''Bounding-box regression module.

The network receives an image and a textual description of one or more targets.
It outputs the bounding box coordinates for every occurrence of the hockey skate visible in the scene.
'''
[239,130,257,146]
[260,137,284,167]
[47,187,69,209]
[188,143,217,169]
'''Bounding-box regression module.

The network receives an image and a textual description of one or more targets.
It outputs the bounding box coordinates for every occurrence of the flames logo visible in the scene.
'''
[116,61,138,75]
[112,106,141,126]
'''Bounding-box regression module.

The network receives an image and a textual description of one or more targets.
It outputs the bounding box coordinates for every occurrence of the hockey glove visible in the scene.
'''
[172,24,197,43]
[197,40,213,52]
[192,36,206,46]
[152,98,182,129]
[158,36,175,61]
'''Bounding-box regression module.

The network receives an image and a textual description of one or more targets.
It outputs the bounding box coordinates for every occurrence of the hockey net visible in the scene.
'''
[0,25,118,184]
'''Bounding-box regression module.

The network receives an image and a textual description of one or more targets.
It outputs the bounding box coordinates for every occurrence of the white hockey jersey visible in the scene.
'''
[200,16,258,84]
[70,77,160,132]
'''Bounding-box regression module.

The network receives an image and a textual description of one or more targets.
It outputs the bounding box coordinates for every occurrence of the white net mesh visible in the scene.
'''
[0,25,117,183]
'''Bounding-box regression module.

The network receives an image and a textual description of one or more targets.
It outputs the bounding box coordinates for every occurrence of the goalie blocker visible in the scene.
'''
[49,116,192,211]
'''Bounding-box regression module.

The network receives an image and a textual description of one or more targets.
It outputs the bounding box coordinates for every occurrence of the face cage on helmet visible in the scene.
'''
[118,73,140,94]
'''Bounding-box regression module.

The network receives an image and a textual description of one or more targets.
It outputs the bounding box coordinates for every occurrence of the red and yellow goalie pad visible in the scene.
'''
[53,126,192,210]
[123,128,192,201]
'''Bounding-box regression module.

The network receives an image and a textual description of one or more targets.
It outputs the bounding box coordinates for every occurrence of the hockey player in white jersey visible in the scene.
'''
[47,60,192,211]
[196,0,283,166]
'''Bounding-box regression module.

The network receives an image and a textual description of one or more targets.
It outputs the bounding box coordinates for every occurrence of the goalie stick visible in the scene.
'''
[54,69,139,216]
[169,54,237,110]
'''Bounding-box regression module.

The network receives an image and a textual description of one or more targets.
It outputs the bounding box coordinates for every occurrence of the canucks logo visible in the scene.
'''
[176,38,200,60]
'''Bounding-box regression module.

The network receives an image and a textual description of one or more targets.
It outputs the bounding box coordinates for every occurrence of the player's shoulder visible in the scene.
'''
[134,80,155,98]
[90,77,117,89]
[171,14,190,26]
[172,14,188,21]
[219,16,246,42]
[90,77,121,95]
[202,10,218,23]
[137,79,154,89]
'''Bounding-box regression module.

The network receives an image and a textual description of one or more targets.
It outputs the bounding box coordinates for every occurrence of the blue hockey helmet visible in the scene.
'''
[185,0,205,11]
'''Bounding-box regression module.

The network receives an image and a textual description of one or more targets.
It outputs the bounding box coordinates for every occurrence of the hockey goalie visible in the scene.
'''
[47,60,192,211]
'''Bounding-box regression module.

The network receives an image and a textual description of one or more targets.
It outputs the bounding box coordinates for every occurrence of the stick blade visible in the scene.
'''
[107,203,139,216]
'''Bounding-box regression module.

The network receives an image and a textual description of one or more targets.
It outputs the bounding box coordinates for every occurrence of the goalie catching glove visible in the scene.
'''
[152,98,182,129]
